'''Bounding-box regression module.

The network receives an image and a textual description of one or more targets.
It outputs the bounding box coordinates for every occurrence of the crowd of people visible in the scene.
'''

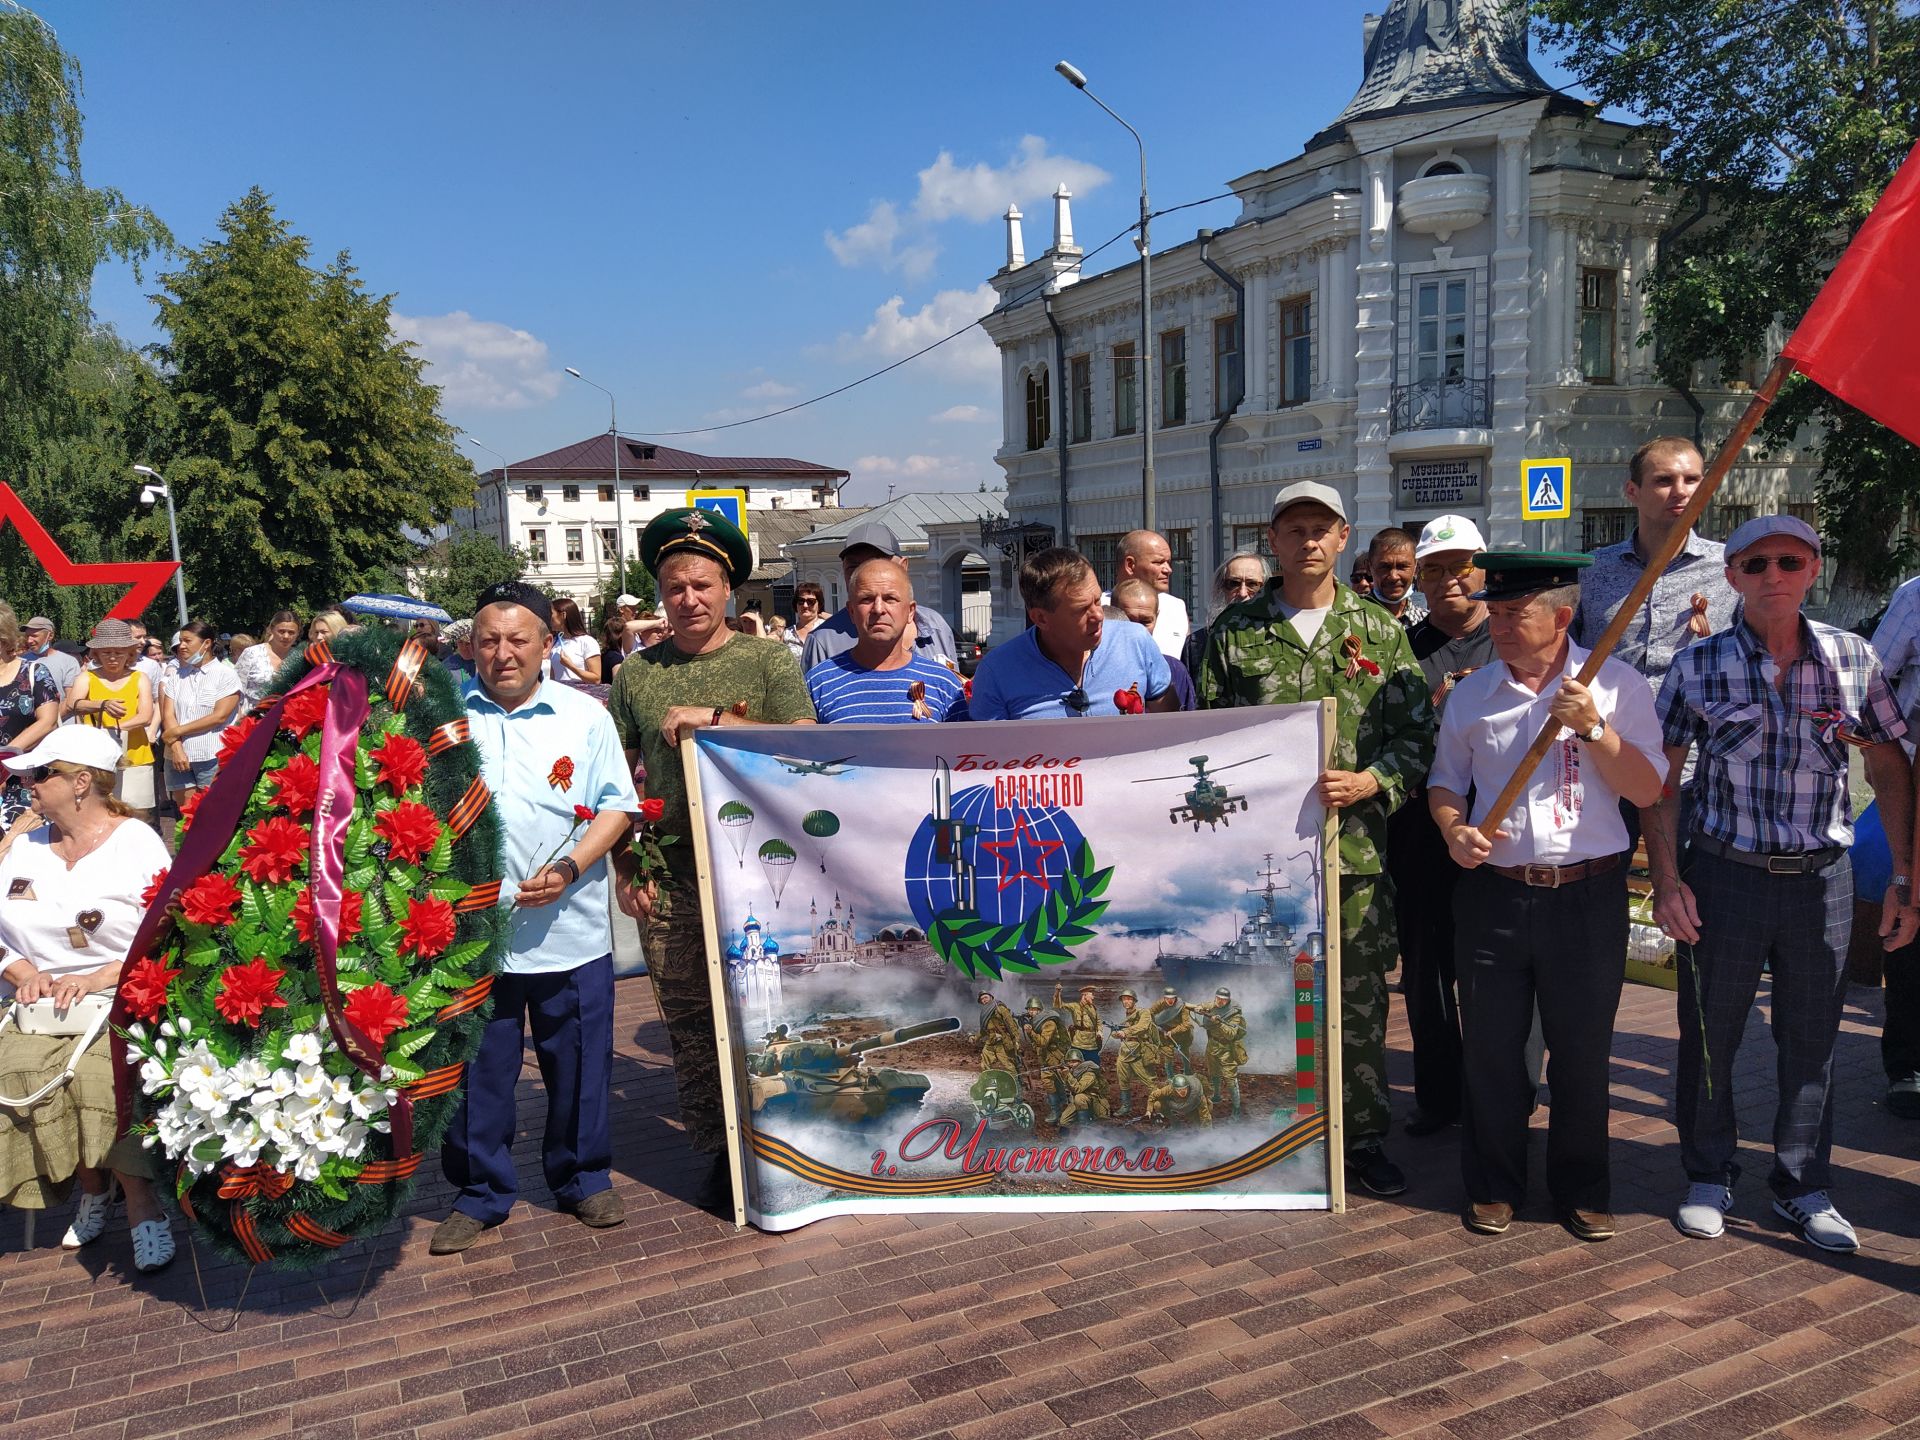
[3,429,1917,1272]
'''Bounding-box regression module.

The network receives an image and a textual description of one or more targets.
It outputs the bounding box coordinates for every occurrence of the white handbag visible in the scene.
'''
[0,993,113,1108]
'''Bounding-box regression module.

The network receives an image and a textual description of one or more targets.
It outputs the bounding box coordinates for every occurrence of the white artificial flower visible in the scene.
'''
[127,1022,147,1041]
[282,1033,323,1067]
[160,1020,176,1039]
[178,1016,192,1035]
[230,1057,270,1089]
[139,1058,168,1088]
[292,1063,327,1099]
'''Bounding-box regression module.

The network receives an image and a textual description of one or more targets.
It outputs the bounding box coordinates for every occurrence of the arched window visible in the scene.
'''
[1025,368,1051,450]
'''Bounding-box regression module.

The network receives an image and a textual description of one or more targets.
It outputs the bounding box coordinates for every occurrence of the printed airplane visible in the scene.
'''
[773,754,857,777]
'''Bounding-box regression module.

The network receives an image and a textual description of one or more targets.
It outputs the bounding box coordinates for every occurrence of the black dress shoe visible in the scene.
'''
[1345,1143,1408,1196]
[1404,1110,1458,1137]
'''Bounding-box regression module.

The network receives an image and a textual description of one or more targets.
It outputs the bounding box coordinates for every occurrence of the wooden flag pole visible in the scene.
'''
[1477,351,1796,831]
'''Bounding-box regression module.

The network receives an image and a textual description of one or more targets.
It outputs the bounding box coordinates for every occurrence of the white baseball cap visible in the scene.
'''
[1269,481,1347,523]
[1414,515,1489,560]
[3,724,124,774]
[615,593,642,608]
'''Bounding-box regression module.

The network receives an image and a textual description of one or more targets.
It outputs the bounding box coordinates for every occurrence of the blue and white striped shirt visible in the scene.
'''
[804,651,970,725]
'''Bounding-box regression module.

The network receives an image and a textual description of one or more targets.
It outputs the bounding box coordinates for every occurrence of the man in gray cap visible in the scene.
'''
[20,617,79,693]
[800,521,957,670]
[1649,514,1916,1255]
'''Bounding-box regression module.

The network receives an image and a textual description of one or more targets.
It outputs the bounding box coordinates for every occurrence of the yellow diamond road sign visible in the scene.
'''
[1521,459,1572,521]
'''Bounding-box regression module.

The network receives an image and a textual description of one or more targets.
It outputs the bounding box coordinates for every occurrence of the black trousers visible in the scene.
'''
[1387,796,1463,1122]
[1455,863,1627,1213]
[1884,937,1920,1085]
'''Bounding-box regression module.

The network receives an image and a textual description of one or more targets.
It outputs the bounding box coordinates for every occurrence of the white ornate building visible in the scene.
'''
[981,0,1814,629]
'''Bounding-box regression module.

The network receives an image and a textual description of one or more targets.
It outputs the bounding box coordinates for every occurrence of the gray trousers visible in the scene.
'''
[1675,848,1853,1200]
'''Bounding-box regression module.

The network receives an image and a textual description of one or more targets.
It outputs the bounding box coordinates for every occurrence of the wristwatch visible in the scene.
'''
[1581,718,1607,743]
[1894,874,1912,904]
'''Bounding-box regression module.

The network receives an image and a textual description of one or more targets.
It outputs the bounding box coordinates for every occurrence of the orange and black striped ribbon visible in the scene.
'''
[447,776,490,838]
[426,716,471,755]
[435,974,494,1021]
[286,1213,349,1248]
[355,1152,423,1184]
[231,1203,274,1264]
[216,1162,296,1200]
[452,879,502,913]
[406,1061,466,1100]
[177,1165,198,1223]
[385,638,428,712]
[303,639,334,668]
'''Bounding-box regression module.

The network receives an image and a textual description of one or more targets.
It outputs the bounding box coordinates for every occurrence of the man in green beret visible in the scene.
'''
[610,507,815,1211]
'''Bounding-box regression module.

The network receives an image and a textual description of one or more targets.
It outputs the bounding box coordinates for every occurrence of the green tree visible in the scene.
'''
[589,557,656,632]
[409,530,532,620]
[148,188,474,629]
[0,3,170,632]
[1534,0,1920,623]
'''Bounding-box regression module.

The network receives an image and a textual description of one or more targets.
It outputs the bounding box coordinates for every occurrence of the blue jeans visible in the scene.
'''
[166,757,219,791]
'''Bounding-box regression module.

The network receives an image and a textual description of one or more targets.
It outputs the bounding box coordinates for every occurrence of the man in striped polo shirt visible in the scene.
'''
[803,557,969,724]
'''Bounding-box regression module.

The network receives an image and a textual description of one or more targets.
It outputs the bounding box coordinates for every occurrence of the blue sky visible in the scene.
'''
[39,1,1588,506]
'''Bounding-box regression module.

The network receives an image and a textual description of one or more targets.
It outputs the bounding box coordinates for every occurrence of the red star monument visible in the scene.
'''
[0,483,180,621]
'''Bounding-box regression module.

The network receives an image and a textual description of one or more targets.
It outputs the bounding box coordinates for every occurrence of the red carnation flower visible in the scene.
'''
[398,895,455,959]
[139,868,171,910]
[639,798,666,823]
[279,684,330,738]
[120,956,182,1023]
[175,788,207,835]
[179,872,244,927]
[371,733,428,797]
[216,715,260,768]
[1114,684,1145,715]
[270,752,321,815]
[213,956,288,1027]
[291,886,364,945]
[374,801,442,866]
[343,982,411,1049]
[240,815,309,886]
[572,804,594,822]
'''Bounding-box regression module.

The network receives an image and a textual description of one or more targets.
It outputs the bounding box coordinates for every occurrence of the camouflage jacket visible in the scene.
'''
[1197,580,1435,876]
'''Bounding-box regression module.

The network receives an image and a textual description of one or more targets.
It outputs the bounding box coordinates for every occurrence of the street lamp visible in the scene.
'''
[564,367,627,587]
[461,436,511,548]
[1056,59,1155,532]
[131,464,190,627]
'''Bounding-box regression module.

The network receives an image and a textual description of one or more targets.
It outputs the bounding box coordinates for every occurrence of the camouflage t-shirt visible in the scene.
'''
[608,633,815,868]
[1197,579,1435,876]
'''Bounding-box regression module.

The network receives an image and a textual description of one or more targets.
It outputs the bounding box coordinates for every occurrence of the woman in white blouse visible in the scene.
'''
[547,597,601,685]
[0,726,175,1272]
[158,621,240,799]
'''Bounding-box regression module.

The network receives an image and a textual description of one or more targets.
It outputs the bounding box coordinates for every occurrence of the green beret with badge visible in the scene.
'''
[640,507,753,585]
[1471,550,1592,602]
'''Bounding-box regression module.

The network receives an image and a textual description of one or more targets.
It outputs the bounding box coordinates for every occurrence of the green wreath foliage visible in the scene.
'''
[928,840,1111,979]
[127,626,505,1268]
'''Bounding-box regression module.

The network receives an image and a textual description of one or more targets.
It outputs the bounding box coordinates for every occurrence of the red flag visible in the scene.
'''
[1782,140,1920,448]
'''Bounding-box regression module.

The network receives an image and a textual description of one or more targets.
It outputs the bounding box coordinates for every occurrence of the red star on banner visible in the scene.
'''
[979,811,1065,893]
[0,483,179,621]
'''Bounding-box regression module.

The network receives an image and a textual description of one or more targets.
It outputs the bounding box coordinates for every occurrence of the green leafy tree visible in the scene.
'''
[409,530,532,620]
[589,557,656,631]
[1534,0,1920,623]
[148,189,475,628]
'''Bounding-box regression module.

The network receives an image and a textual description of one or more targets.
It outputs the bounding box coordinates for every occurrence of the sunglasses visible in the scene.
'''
[1417,559,1478,582]
[1223,577,1263,594]
[1064,687,1091,715]
[26,765,64,784]
[1736,554,1810,575]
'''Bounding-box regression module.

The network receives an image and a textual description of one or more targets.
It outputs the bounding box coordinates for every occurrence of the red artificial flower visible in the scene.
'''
[547,756,576,791]
[639,798,666,823]
[239,815,309,886]
[279,684,331,739]
[572,803,594,822]
[1114,684,1145,715]
[291,885,364,945]
[139,868,171,910]
[342,982,411,1049]
[270,752,321,815]
[213,956,288,1027]
[120,956,182,1023]
[179,872,244,927]
[370,733,428,796]
[175,788,206,835]
[374,801,442,865]
[216,715,260,768]
[398,895,455,959]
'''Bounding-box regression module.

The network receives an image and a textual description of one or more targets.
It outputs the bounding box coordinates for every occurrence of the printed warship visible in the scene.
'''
[1153,856,1315,994]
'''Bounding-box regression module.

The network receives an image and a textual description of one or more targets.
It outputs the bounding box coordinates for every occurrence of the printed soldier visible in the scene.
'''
[1021,997,1072,1124]
[1150,985,1196,1079]
[1055,1059,1111,1127]
[976,989,1023,1075]
[1055,980,1103,1062]
[1146,1073,1214,1127]
[1194,987,1249,1119]
[1109,988,1164,1118]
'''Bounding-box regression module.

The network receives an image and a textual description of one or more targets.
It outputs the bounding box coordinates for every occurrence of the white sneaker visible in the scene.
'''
[61,1190,111,1249]
[1676,1181,1733,1238]
[1773,1192,1858,1253]
[130,1219,175,1274]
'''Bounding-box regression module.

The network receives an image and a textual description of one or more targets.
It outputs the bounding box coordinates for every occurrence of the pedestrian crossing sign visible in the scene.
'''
[688,487,750,540]
[1521,459,1572,521]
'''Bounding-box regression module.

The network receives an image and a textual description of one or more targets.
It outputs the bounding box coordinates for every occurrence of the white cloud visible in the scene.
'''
[930,404,990,423]
[741,379,799,400]
[836,283,1000,380]
[390,310,563,411]
[824,201,939,278]
[847,452,1000,500]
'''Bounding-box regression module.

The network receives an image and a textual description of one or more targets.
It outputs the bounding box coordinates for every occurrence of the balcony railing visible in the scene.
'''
[1390,377,1491,433]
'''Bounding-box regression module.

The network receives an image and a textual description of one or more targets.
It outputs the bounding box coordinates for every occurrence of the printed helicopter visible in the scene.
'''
[1133,753,1270,830]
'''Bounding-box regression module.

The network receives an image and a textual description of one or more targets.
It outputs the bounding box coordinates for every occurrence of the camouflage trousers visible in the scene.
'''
[645,873,725,1154]
[1340,873,1397,1147]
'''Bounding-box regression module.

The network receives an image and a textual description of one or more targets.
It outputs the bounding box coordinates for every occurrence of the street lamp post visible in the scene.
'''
[1056,59,1154,533]
[131,464,190,627]
[460,436,511,548]
[565,367,626,589]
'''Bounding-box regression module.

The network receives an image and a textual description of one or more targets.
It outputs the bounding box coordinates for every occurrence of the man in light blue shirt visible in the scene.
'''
[970,548,1173,720]
[434,581,640,1255]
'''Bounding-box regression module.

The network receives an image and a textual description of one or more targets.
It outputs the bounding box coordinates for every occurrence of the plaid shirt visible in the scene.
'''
[1656,612,1905,852]
[1869,573,1920,752]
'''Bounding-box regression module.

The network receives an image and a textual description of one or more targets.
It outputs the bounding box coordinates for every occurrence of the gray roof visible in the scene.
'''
[744,506,871,583]
[787,491,1008,552]
[1321,0,1554,138]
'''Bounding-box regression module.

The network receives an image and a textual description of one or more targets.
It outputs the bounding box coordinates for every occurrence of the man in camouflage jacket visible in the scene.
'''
[1198,481,1435,1196]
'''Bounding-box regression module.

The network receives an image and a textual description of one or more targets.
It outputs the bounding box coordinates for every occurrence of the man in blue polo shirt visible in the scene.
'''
[970,548,1174,720]
[432,581,641,1255]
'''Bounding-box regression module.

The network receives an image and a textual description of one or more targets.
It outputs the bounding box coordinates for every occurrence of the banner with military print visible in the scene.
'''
[686,703,1344,1231]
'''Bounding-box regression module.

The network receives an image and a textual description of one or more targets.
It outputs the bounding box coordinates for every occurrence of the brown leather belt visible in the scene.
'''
[1487,851,1625,889]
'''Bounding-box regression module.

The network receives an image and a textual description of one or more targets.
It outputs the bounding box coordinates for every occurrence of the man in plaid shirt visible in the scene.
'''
[1648,515,1917,1253]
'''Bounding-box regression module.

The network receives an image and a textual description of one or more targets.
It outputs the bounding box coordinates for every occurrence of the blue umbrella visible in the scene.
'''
[340,593,453,623]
